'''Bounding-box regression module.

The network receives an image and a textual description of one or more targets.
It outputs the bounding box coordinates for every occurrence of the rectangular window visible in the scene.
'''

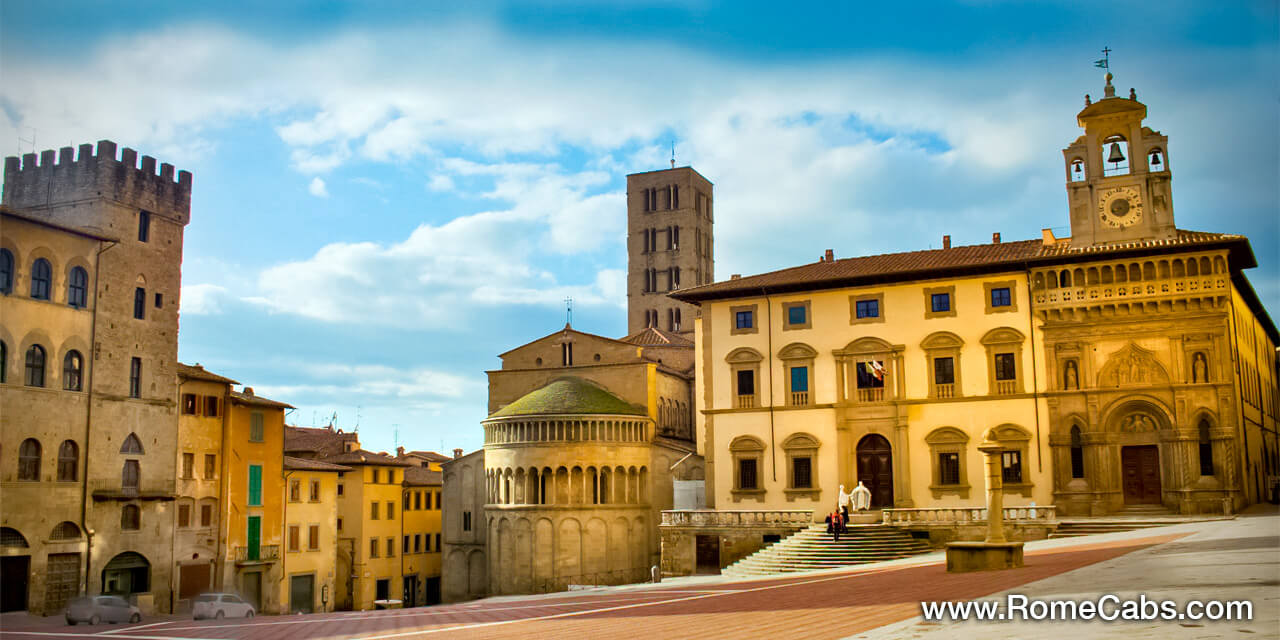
[182,453,194,479]
[415,534,422,553]
[337,483,344,497]
[369,538,379,558]
[289,479,301,502]
[154,292,163,309]
[387,501,395,521]
[178,503,191,528]
[388,470,396,484]
[435,533,440,551]
[371,502,379,520]
[249,411,264,442]
[934,357,955,385]
[337,517,343,532]
[739,458,758,490]
[129,357,142,398]
[994,353,1017,381]
[736,369,755,396]
[138,210,151,242]
[404,492,412,511]
[790,366,809,393]
[372,469,380,483]
[134,287,146,319]
[386,537,395,557]
[200,503,212,527]
[288,525,300,552]
[931,292,951,313]
[309,525,320,550]
[462,511,472,532]
[248,465,262,506]
[403,535,411,554]
[856,361,886,389]
[182,394,198,415]
[939,452,961,485]
[204,396,219,418]
[414,491,422,510]
[786,304,806,326]
[310,480,320,502]
[735,310,753,329]
[792,456,812,489]
[1001,450,1023,484]
[855,299,879,319]
[122,459,140,491]
[990,287,1012,307]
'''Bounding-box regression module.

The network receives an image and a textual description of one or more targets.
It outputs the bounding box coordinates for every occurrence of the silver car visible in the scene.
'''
[192,593,256,620]
[65,595,141,625]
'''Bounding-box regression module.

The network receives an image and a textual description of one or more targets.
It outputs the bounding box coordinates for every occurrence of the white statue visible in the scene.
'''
[851,481,872,511]
[837,484,851,518]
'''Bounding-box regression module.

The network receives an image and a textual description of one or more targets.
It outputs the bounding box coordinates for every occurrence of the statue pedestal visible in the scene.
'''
[945,541,1024,572]
[846,512,880,525]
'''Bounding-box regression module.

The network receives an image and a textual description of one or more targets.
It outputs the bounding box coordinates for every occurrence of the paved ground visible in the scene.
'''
[1,510,1274,640]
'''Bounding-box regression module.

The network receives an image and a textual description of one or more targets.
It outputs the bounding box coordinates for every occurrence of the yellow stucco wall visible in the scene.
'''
[174,377,228,608]
[337,464,408,611]
[221,397,285,613]
[280,469,339,613]
[400,483,442,604]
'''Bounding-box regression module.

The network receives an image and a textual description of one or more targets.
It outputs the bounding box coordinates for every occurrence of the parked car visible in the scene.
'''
[192,593,256,620]
[65,595,141,625]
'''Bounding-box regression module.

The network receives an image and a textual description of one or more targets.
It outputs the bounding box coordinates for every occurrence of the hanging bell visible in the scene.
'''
[1149,150,1162,168]
[1107,142,1126,164]
[1072,161,1083,175]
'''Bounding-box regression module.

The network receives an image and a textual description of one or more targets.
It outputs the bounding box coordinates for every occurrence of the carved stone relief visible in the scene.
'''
[1097,343,1170,387]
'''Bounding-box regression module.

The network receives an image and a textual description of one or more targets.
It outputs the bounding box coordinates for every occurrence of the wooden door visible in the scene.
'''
[44,553,80,615]
[242,571,262,610]
[0,556,29,612]
[1122,446,1162,504]
[290,574,314,613]
[856,434,894,508]
[694,535,720,575]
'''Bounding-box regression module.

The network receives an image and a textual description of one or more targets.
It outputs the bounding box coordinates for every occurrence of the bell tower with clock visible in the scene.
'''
[1062,72,1175,248]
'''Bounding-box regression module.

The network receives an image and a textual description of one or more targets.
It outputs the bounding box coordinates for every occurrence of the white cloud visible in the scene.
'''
[427,174,455,192]
[308,176,329,198]
[180,283,230,315]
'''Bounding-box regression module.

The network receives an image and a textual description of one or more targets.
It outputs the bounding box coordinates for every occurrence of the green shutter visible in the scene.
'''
[247,516,261,561]
[248,465,262,506]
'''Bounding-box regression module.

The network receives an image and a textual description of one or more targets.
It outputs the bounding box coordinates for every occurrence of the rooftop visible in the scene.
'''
[285,425,360,457]
[176,362,240,385]
[321,449,415,467]
[621,326,694,348]
[283,456,351,472]
[488,376,646,419]
[403,466,443,486]
[229,388,294,409]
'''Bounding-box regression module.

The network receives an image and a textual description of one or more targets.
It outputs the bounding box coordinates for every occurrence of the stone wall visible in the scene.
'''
[658,510,812,578]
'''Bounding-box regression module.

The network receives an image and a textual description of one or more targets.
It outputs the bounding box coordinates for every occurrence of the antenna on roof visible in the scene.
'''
[356,405,362,429]
[565,297,573,325]
[393,424,400,450]
[670,140,676,169]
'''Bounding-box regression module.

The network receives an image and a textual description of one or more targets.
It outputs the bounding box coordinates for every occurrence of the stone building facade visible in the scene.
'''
[627,167,714,335]
[1,141,192,614]
[665,74,1277,572]
[441,325,703,602]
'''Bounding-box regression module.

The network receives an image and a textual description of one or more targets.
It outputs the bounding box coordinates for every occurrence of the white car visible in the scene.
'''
[192,593,256,620]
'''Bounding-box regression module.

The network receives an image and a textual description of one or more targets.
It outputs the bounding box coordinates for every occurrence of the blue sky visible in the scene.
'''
[3,2,1276,455]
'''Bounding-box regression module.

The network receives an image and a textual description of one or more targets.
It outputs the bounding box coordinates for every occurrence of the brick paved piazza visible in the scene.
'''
[1,531,1202,640]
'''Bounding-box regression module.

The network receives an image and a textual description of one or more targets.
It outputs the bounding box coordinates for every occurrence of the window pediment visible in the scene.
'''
[781,432,819,450]
[925,426,969,446]
[778,342,817,360]
[725,347,764,364]
[837,336,894,356]
[989,424,1031,443]
[729,435,765,452]
[980,327,1025,346]
[921,331,964,351]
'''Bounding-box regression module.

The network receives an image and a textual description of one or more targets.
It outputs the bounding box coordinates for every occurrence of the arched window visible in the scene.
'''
[122,459,140,492]
[68,266,88,308]
[58,440,79,482]
[121,504,140,530]
[25,344,46,387]
[30,258,52,300]
[63,350,83,391]
[1069,425,1085,479]
[1198,420,1214,477]
[121,433,145,454]
[18,438,41,481]
[0,248,13,294]
[50,521,81,540]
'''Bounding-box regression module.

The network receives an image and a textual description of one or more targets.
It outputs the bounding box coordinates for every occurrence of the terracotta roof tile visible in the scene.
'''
[176,362,240,385]
[621,327,694,347]
[403,466,443,486]
[671,229,1248,303]
[283,456,351,472]
[230,389,294,409]
[284,426,359,457]
[320,449,415,467]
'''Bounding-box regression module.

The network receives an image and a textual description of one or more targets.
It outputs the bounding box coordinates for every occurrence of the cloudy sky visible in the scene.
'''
[3,2,1276,455]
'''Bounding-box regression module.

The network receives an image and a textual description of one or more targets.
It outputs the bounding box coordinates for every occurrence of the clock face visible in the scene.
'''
[1098,186,1143,229]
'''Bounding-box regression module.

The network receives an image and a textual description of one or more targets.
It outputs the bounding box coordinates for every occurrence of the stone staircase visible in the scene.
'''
[722,524,933,577]
[1048,505,1181,539]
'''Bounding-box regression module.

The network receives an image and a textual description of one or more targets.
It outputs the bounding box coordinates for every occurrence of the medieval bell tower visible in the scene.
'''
[1062,73,1175,248]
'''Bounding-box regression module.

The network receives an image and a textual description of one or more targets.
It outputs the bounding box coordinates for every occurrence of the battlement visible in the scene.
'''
[2,140,192,223]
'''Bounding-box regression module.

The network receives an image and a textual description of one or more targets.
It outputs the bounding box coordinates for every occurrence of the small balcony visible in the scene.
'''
[995,380,1017,395]
[789,391,809,406]
[736,394,756,409]
[856,387,885,403]
[233,544,279,566]
[934,383,955,399]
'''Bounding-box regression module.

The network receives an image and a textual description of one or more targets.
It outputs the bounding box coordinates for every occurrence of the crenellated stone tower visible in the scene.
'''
[626,167,713,335]
[2,140,192,612]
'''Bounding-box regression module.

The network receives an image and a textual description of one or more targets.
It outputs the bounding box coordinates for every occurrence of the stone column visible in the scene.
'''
[978,437,1006,543]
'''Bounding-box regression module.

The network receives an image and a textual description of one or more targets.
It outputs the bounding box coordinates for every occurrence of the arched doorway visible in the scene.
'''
[1,527,31,612]
[856,434,894,508]
[102,552,150,597]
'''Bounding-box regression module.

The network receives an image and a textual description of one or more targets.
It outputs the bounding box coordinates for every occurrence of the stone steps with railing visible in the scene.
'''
[721,524,932,577]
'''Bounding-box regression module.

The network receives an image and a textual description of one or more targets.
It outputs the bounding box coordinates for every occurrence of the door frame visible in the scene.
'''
[855,433,894,508]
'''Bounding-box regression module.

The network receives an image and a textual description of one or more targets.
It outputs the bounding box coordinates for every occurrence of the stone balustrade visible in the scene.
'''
[661,509,814,528]
[1033,274,1228,310]
[882,505,1057,526]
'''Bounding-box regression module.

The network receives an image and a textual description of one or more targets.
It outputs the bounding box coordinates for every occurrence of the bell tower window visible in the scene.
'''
[1069,157,1086,182]
[1102,135,1130,176]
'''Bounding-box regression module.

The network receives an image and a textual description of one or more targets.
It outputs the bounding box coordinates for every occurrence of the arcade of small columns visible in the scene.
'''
[486,464,651,506]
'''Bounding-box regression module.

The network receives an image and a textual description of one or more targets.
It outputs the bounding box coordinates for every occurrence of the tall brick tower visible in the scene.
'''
[626,166,713,335]
[2,141,191,611]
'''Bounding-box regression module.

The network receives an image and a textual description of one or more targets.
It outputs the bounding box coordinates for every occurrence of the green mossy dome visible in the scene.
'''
[489,377,645,418]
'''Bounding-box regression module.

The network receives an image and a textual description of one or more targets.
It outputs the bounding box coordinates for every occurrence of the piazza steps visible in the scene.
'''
[1048,505,1180,538]
[721,524,933,577]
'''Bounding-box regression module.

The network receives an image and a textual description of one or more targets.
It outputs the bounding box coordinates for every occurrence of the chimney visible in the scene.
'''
[243,387,254,396]
[824,249,834,262]
[396,446,405,457]
[730,274,741,280]
[453,448,463,459]
[1041,228,1057,246]
[942,235,951,250]
[992,232,1001,244]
